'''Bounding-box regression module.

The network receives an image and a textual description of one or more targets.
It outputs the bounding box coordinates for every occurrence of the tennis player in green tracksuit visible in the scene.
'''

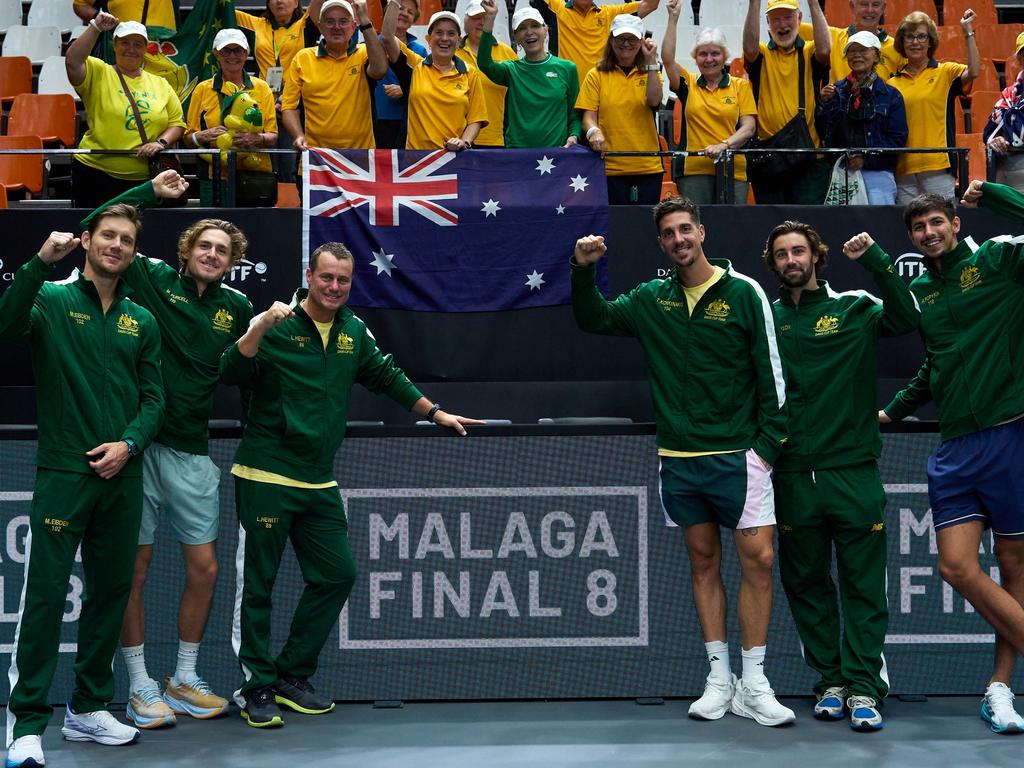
[765,221,920,732]
[1,208,165,768]
[572,197,793,728]
[220,242,482,729]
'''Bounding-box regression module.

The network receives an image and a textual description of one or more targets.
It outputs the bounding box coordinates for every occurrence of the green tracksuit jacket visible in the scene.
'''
[571,259,789,463]
[773,248,920,472]
[81,183,255,455]
[220,291,423,483]
[0,256,164,475]
[883,182,1024,441]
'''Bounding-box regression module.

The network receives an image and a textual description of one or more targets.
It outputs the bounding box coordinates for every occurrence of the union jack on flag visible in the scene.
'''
[303,148,609,313]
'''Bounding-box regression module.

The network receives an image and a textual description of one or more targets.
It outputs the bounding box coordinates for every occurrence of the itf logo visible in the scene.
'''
[227,259,268,283]
[893,253,926,281]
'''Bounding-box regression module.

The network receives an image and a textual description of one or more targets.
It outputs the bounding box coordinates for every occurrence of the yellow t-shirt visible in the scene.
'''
[455,37,518,148]
[75,56,185,180]
[677,69,756,181]
[890,60,968,177]
[401,49,489,150]
[799,23,904,81]
[186,74,278,176]
[659,267,736,458]
[236,10,312,81]
[282,43,377,149]
[543,0,638,81]
[746,38,822,146]
[231,464,338,489]
[313,319,333,348]
[576,65,663,176]
[73,0,175,30]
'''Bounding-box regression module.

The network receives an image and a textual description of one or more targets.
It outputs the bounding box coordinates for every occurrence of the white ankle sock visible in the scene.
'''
[121,644,153,692]
[741,645,767,684]
[172,640,201,686]
[705,640,730,681]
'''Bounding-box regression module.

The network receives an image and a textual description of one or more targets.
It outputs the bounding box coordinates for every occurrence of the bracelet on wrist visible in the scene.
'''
[964,31,975,38]
[586,125,600,140]
[427,403,442,423]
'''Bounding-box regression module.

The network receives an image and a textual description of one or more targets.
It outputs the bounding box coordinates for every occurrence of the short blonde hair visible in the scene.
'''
[690,27,730,64]
[894,11,938,59]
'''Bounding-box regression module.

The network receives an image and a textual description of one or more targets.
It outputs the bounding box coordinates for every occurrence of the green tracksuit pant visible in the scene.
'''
[774,462,890,702]
[7,469,142,742]
[234,478,358,695]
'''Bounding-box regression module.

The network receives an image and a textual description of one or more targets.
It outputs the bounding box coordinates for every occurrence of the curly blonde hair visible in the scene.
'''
[177,219,248,270]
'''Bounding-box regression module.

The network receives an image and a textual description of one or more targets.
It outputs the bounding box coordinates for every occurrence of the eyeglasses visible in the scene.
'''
[322,18,353,27]
[613,36,641,46]
[902,33,930,43]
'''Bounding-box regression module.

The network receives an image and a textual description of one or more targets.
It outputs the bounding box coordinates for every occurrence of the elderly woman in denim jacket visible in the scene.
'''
[816,30,908,204]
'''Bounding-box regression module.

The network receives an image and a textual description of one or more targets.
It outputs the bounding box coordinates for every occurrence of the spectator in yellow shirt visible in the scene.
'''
[381,5,488,150]
[577,14,664,205]
[73,0,175,31]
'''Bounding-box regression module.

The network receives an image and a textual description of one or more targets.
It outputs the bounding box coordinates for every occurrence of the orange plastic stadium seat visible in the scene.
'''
[276,182,300,208]
[973,25,1024,64]
[0,183,8,208]
[0,55,32,104]
[883,0,936,26]
[6,93,77,146]
[0,134,44,194]
[941,0,997,27]
[956,132,987,182]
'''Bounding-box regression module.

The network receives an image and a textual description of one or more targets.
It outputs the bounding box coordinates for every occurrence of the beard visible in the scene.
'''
[778,264,814,288]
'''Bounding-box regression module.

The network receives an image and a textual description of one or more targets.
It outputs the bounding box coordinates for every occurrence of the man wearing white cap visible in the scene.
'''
[282,0,389,151]
[530,0,658,81]
[743,0,832,204]
[454,0,518,148]
[475,0,580,148]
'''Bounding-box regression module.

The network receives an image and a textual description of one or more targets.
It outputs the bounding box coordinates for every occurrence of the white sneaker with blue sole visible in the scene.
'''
[5,735,44,768]
[982,682,1024,734]
[848,695,884,731]
[813,686,848,720]
[62,702,140,746]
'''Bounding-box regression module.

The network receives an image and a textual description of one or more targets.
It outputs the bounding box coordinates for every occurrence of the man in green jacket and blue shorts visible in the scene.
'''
[2,207,165,768]
[766,220,920,731]
[880,180,1024,734]
[221,242,482,728]
[572,197,792,726]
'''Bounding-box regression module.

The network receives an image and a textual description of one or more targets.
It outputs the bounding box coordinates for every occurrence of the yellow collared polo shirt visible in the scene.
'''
[746,37,825,145]
[186,73,278,177]
[400,49,489,149]
[544,0,638,81]
[677,69,757,181]
[576,65,663,176]
[236,10,314,80]
[890,60,968,177]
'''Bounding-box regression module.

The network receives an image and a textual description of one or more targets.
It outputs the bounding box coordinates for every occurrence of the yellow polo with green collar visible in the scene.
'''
[676,69,757,180]
[890,59,967,177]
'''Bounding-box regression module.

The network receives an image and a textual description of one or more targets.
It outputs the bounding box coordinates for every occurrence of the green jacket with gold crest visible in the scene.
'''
[883,182,1024,441]
[220,292,423,484]
[571,258,789,464]
[773,247,920,472]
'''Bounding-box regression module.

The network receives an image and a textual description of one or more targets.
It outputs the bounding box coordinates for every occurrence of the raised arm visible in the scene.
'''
[353,0,388,80]
[66,10,118,86]
[743,0,761,63]
[808,0,830,65]
[842,234,921,337]
[641,37,663,107]
[961,9,980,84]
[0,234,78,342]
[636,0,659,18]
[662,0,682,92]
[380,0,402,63]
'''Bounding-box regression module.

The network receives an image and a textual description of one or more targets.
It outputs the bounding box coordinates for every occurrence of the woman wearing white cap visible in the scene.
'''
[474,0,580,148]
[816,30,908,205]
[662,0,756,204]
[982,31,1024,191]
[576,13,663,204]
[65,11,185,208]
[381,2,488,150]
[185,28,280,206]
[455,0,518,148]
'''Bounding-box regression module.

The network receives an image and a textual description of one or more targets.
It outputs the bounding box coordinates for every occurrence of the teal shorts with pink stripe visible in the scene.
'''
[659,449,777,530]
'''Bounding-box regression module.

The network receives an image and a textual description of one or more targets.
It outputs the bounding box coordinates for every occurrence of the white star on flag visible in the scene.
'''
[525,270,545,290]
[371,248,396,276]
[536,156,555,175]
[569,174,589,192]
[555,204,566,214]
[481,199,501,217]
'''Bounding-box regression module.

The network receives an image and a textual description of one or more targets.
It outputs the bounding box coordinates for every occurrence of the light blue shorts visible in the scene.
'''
[140,443,221,546]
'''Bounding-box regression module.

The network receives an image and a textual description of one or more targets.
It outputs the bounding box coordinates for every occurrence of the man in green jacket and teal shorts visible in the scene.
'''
[572,197,792,726]
[880,180,1024,734]
[221,242,482,728]
[765,221,920,731]
[1,207,165,768]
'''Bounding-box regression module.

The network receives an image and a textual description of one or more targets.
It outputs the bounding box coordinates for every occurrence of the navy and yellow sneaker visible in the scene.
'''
[848,695,884,731]
[241,686,284,729]
[273,676,335,715]
[813,686,848,720]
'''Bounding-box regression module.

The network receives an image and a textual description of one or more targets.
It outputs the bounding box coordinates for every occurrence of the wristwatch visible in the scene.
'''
[359,22,373,31]
[123,438,139,457]
[156,138,168,147]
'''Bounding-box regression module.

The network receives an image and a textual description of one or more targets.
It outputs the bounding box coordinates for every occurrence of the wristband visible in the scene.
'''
[359,22,373,31]
[645,64,660,71]
[427,403,442,423]
[586,125,600,140]
[964,31,975,38]
[124,438,139,457]
[89,19,100,31]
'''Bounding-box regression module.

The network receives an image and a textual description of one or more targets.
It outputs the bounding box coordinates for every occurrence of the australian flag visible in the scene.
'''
[303,147,609,312]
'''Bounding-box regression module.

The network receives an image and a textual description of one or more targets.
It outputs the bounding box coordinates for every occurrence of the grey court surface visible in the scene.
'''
[8,697,1020,768]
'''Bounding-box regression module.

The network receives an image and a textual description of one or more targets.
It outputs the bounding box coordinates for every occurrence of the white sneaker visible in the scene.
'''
[981,682,1024,734]
[688,674,736,720]
[62,702,140,746]
[813,685,848,720]
[5,735,44,767]
[731,677,796,726]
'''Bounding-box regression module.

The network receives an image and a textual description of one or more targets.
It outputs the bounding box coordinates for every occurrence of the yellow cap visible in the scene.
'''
[766,0,801,11]
[1016,30,1024,55]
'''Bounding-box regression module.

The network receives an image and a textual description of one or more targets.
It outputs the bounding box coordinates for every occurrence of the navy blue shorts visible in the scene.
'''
[927,417,1024,537]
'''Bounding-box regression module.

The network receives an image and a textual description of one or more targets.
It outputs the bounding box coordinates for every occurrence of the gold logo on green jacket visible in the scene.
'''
[336,332,354,353]
[117,313,140,336]
[960,265,981,292]
[871,522,884,531]
[814,314,839,335]
[703,299,730,321]
[69,310,91,325]
[212,308,234,333]
[292,334,311,348]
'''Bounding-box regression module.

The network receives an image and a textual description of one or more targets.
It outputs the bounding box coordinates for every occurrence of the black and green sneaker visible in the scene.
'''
[274,676,335,714]
[241,686,284,728]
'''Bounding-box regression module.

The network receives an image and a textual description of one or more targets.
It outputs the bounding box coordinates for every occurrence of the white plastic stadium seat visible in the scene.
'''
[37,56,80,99]
[27,0,84,33]
[0,0,23,33]
[2,25,62,63]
